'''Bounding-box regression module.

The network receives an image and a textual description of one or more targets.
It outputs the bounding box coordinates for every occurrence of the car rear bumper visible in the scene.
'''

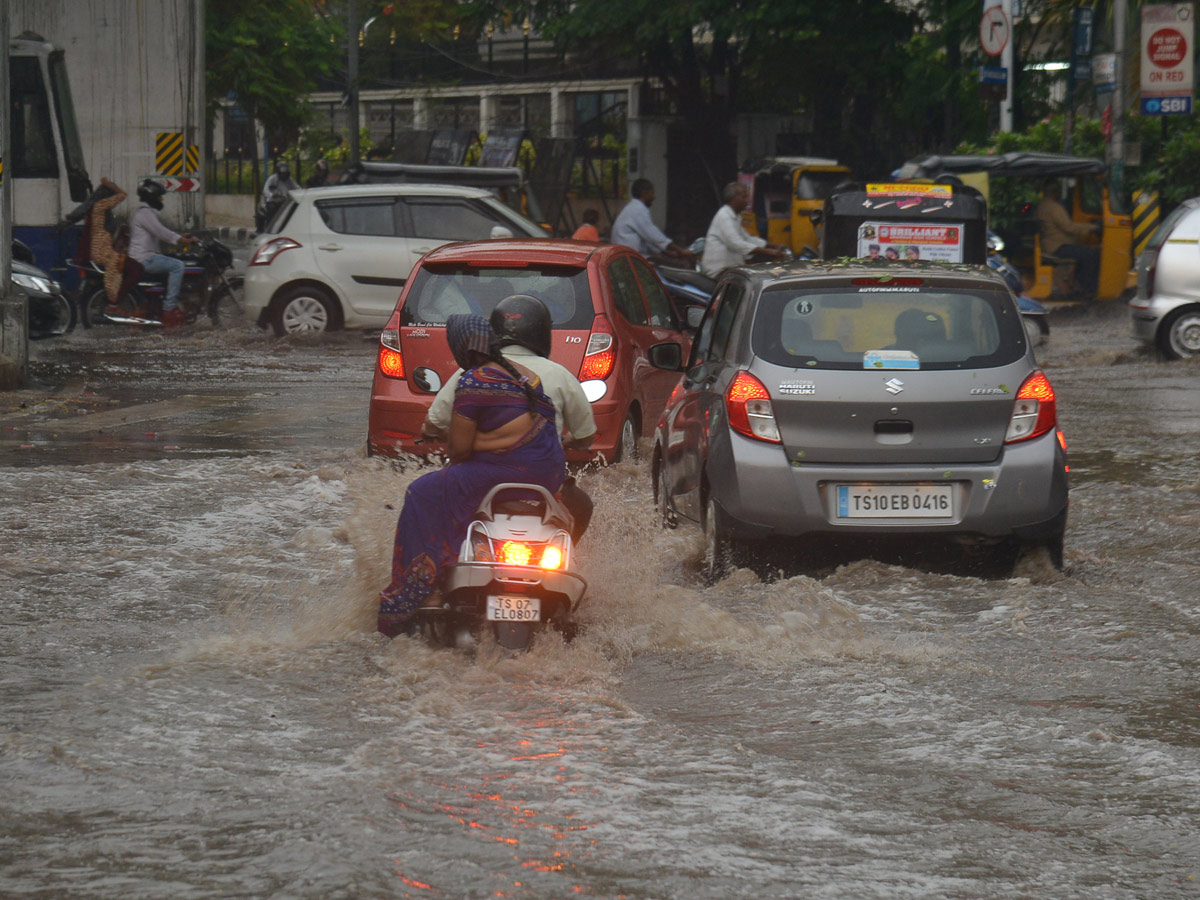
[1129,294,1196,342]
[710,428,1068,542]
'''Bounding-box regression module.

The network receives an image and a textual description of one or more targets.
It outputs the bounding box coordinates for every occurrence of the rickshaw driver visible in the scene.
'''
[1036,179,1102,298]
[700,182,789,277]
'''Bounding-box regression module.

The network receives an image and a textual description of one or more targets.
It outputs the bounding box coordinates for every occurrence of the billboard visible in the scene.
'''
[1141,3,1195,115]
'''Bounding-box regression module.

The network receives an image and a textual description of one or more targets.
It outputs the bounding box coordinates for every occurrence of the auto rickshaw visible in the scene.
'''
[740,157,853,256]
[820,181,989,263]
[894,152,1133,302]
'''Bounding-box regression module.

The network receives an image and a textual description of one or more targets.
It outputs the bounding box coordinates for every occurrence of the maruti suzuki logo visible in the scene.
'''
[885,378,904,394]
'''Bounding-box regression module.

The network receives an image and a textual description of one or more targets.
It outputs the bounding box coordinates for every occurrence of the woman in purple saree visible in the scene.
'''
[377,314,565,637]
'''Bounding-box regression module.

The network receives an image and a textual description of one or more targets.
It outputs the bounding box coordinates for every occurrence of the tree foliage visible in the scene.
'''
[206,0,342,141]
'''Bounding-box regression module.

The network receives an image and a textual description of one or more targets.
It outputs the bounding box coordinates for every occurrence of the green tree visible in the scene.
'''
[206,0,343,144]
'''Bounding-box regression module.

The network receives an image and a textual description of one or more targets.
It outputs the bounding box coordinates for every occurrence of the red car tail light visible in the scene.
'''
[579,315,615,380]
[378,311,405,379]
[1005,370,1057,443]
[250,237,302,266]
[726,371,781,443]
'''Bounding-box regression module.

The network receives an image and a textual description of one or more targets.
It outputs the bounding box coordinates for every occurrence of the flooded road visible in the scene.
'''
[2,309,1197,899]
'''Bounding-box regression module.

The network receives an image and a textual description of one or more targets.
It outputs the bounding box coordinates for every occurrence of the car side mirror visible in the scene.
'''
[686,306,705,330]
[648,341,684,371]
[490,225,514,240]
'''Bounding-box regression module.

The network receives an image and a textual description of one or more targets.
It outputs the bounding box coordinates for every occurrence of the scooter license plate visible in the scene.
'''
[486,595,541,622]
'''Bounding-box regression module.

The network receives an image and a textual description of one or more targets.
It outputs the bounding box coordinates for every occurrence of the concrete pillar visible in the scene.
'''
[480,93,499,135]
[550,88,571,138]
[414,97,430,130]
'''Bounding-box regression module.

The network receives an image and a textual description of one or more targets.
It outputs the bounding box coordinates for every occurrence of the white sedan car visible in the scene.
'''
[244,183,547,335]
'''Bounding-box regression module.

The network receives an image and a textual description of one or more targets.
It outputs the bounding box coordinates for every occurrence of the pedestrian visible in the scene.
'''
[610,179,696,264]
[572,208,601,242]
[699,182,788,278]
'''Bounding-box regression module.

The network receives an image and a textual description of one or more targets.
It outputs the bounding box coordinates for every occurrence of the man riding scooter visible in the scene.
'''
[423,294,597,543]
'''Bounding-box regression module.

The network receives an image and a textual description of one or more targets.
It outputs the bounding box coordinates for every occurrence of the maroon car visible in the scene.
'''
[368,239,695,463]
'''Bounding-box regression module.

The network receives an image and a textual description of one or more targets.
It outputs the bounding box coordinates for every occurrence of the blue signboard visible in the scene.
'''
[979,66,1008,85]
[1142,95,1193,115]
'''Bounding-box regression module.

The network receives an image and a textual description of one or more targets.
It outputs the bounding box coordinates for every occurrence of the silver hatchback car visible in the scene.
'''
[1129,197,1200,359]
[651,261,1069,575]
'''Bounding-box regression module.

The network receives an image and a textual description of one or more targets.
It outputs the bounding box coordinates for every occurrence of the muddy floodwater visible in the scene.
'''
[2,308,1198,899]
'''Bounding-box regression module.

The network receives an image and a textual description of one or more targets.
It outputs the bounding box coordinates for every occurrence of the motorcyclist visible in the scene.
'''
[128,179,198,328]
[423,294,597,542]
[257,161,299,231]
[305,159,331,188]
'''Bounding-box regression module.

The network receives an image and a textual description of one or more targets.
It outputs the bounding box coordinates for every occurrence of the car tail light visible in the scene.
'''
[378,311,405,379]
[1005,371,1057,443]
[250,237,302,266]
[579,315,616,380]
[726,371,781,443]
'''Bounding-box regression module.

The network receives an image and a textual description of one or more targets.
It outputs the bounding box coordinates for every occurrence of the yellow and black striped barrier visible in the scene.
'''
[156,132,199,176]
[1133,189,1161,257]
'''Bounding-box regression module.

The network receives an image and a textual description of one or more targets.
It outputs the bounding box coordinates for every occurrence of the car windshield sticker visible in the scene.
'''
[796,299,814,316]
[864,350,920,370]
[857,222,964,262]
[779,381,816,395]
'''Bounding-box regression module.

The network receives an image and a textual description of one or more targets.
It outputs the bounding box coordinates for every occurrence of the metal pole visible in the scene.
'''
[1111,0,1127,198]
[1000,0,1015,132]
[348,0,360,167]
[0,0,26,388]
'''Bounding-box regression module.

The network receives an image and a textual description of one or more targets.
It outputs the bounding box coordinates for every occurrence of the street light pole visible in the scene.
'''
[348,0,360,167]
[1111,0,1127,198]
[0,0,25,388]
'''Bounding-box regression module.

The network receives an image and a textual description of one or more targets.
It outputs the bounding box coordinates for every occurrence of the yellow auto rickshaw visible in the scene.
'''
[895,152,1133,301]
[740,157,853,256]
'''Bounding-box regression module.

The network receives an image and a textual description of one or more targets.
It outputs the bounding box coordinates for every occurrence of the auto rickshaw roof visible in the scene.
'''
[897,152,1107,180]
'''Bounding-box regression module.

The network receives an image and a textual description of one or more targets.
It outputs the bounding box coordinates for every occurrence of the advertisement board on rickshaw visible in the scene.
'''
[822,182,989,264]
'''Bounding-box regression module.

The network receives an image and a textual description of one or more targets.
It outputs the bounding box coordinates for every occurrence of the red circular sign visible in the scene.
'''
[1149,28,1188,68]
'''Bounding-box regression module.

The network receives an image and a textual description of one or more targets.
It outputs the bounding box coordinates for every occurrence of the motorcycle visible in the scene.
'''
[412,483,587,652]
[988,231,1050,347]
[74,240,242,329]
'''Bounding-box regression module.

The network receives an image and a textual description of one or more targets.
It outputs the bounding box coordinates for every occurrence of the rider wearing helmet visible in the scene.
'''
[424,294,597,541]
[257,160,299,231]
[128,178,198,327]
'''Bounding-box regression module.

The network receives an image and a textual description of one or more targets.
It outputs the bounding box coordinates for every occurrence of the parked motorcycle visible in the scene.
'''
[74,240,242,328]
[412,483,587,652]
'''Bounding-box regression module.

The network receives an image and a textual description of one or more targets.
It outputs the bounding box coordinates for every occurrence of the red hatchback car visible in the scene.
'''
[368,239,695,462]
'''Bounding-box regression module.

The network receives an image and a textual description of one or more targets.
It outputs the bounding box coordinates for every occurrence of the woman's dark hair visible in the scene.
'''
[485,353,541,416]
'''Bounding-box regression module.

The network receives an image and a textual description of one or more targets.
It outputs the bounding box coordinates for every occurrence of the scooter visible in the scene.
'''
[73,240,241,329]
[413,483,587,652]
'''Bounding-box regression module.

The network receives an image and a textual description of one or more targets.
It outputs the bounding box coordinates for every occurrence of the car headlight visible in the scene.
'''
[11,272,55,295]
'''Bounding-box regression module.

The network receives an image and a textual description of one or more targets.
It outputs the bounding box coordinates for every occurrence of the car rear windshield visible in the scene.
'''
[400,264,595,330]
[751,281,1025,370]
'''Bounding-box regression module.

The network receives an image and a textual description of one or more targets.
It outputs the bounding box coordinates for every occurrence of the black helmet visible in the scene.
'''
[137,178,165,210]
[276,161,291,178]
[490,294,552,358]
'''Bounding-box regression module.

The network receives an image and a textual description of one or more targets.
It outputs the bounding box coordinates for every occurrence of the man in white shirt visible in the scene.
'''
[700,182,788,277]
[610,179,696,264]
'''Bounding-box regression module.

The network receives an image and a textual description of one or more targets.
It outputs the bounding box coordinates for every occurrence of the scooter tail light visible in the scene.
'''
[1005,370,1057,443]
[468,524,494,562]
[378,312,405,379]
[498,540,533,566]
[250,237,301,266]
[726,371,781,443]
[539,531,570,570]
[579,315,616,380]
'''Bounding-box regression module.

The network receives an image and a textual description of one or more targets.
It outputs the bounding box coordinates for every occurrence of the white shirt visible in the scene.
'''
[128,203,181,263]
[610,198,672,257]
[700,204,766,277]
[425,345,597,442]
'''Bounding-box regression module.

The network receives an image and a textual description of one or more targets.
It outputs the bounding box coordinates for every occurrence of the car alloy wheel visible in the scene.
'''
[1161,308,1200,360]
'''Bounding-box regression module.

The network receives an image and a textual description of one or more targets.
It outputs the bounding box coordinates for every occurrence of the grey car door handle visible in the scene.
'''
[317,243,342,251]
